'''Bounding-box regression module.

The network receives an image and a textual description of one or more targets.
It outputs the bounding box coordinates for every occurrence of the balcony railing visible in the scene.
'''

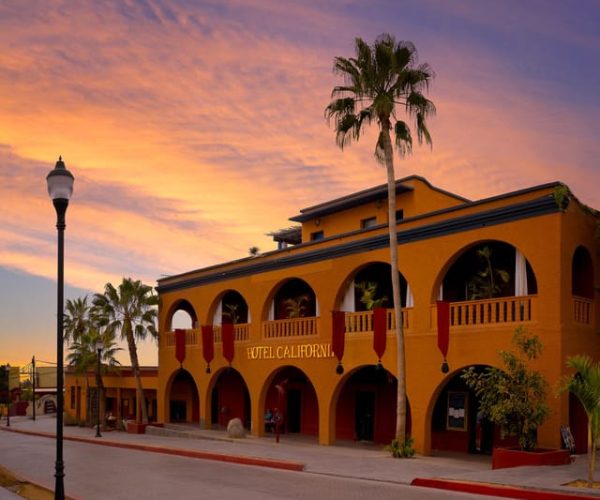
[345,308,411,334]
[213,323,250,342]
[439,296,536,328]
[163,329,200,346]
[574,296,593,325]
[262,317,318,339]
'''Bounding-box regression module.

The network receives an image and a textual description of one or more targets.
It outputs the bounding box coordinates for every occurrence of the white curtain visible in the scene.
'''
[247,309,252,323]
[315,299,320,317]
[213,300,222,326]
[341,281,356,312]
[405,282,414,307]
[438,283,444,301]
[515,249,528,296]
[268,301,275,321]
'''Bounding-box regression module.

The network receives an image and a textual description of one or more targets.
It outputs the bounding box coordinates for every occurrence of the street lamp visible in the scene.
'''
[47,156,74,500]
[5,364,10,428]
[95,339,103,438]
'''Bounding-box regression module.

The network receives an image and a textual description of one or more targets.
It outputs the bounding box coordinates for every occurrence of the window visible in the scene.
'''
[310,231,324,241]
[396,209,404,222]
[361,217,377,229]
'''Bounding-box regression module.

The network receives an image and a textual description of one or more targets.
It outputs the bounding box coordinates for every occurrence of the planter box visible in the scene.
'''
[492,447,571,469]
[126,421,147,434]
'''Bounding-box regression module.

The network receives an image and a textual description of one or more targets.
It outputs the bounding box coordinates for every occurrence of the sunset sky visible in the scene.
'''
[1,0,599,368]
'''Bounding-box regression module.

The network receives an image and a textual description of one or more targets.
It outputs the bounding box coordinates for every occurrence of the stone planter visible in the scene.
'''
[492,447,571,469]
[126,421,147,434]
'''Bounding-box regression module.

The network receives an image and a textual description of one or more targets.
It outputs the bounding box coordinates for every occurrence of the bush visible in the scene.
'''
[385,436,415,458]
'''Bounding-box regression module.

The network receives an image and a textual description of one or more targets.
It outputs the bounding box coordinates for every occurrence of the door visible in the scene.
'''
[356,391,374,441]
[287,389,301,433]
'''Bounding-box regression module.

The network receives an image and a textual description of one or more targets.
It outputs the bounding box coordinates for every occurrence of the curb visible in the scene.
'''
[1,427,305,473]
[411,478,600,500]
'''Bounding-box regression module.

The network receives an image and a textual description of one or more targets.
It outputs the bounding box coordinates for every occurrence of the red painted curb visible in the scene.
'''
[411,478,599,500]
[1,427,304,472]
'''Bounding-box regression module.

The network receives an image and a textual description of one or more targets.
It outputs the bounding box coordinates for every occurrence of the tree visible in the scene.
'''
[64,296,93,344]
[67,331,121,426]
[93,278,158,424]
[462,327,549,451]
[325,34,435,444]
[560,355,600,486]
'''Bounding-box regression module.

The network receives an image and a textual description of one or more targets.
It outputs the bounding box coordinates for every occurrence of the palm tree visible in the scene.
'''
[67,331,121,427]
[562,355,600,486]
[325,34,435,444]
[64,296,92,344]
[93,278,158,424]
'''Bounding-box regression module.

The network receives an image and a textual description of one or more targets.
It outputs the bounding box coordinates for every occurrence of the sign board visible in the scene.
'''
[447,391,467,431]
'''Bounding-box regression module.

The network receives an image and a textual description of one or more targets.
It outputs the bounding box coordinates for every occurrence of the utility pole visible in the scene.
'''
[32,356,36,421]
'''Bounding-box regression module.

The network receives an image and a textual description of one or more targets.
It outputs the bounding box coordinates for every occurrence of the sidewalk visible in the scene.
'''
[2,415,599,499]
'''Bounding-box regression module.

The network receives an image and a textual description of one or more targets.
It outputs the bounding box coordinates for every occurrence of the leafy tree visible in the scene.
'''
[325,33,435,444]
[462,327,549,451]
[560,355,600,486]
[93,278,158,424]
[64,296,93,344]
[284,294,311,318]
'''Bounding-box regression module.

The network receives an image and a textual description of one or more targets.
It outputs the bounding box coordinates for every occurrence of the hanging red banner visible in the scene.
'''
[222,322,234,364]
[437,300,450,366]
[201,325,214,365]
[175,329,186,364]
[373,307,387,361]
[331,311,346,363]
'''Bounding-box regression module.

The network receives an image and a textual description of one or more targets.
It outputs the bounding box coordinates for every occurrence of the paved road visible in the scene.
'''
[0,430,502,500]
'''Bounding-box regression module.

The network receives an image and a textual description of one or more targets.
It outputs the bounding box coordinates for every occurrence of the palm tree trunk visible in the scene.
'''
[125,320,149,424]
[382,124,407,443]
[588,420,595,486]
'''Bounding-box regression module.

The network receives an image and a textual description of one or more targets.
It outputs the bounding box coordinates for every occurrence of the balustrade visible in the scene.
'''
[262,317,317,339]
[573,296,593,325]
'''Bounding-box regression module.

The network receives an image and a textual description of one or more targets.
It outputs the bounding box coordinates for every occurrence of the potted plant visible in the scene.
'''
[355,281,388,310]
[462,327,570,469]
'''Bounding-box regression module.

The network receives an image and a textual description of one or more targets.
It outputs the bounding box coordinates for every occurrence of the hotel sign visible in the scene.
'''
[246,343,333,360]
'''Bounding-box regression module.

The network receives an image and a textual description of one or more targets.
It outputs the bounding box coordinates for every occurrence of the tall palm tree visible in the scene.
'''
[93,278,158,424]
[562,355,600,486]
[325,34,435,444]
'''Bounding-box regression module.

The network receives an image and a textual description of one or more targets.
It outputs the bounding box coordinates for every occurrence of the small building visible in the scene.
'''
[64,366,158,424]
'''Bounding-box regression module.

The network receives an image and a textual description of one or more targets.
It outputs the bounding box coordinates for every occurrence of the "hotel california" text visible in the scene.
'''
[246,343,333,360]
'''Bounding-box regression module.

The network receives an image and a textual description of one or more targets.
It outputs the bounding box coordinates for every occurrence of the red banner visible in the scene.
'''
[331,311,346,363]
[222,322,234,364]
[373,307,387,360]
[175,329,186,364]
[437,300,450,360]
[201,325,214,365]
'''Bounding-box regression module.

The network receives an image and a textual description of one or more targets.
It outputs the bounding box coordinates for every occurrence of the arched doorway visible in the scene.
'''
[430,365,517,454]
[264,366,318,437]
[167,299,198,330]
[335,365,411,444]
[572,246,594,299]
[168,369,200,423]
[210,368,251,429]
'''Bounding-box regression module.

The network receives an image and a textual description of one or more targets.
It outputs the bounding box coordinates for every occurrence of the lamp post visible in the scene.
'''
[95,339,103,438]
[47,156,74,500]
[5,364,10,428]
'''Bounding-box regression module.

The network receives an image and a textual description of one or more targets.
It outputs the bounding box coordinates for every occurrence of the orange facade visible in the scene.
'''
[155,176,598,454]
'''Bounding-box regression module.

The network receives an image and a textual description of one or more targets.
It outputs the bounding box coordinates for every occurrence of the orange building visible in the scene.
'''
[65,366,158,425]
[152,176,598,455]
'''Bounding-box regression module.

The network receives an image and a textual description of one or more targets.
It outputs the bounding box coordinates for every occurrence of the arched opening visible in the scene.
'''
[271,278,317,320]
[441,241,537,302]
[430,365,517,454]
[263,366,318,437]
[212,290,250,325]
[166,299,198,331]
[210,368,251,429]
[167,369,200,424]
[335,365,411,444]
[339,262,410,312]
[572,246,594,299]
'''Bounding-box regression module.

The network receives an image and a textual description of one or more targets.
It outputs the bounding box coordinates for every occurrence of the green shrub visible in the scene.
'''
[385,436,415,458]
